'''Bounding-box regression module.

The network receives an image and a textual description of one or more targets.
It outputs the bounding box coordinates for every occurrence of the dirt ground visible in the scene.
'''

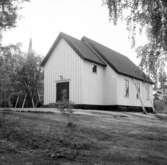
[0,109,167,165]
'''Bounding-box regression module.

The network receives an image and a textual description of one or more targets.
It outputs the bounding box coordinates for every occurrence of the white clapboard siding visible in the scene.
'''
[44,39,83,104]
[81,61,105,105]
[103,66,118,105]
[43,37,153,107]
[116,74,153,107]
[81,63,118,105]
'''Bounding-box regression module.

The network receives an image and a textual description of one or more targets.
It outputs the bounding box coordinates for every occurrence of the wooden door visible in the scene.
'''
[56,82,69,102]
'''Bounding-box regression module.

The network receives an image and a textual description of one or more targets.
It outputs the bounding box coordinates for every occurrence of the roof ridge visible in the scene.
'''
[82,36,132,61]
[41,32,106,67]
[81,36,153,84]
[41,32,153,84]
[59,32,81,42]
[81,37,107,66]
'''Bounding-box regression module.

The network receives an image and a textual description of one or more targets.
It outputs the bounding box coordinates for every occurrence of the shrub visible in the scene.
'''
[154,99,167,113]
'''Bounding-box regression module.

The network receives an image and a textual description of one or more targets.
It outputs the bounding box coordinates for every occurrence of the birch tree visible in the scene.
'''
[104,0,167,85]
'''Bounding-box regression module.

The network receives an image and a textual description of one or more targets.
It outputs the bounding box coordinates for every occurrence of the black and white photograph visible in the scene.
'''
[0,0,167,164]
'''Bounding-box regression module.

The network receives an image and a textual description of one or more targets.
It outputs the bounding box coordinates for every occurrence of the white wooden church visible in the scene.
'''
[41,32,154,111]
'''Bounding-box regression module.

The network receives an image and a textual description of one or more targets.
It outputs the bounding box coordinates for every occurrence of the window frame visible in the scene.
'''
[124,79,129,97]
[136,82,140,99]
[92,65,97,73]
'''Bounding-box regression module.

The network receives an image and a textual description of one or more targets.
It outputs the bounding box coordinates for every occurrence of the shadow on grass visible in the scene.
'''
[0,110,101,164]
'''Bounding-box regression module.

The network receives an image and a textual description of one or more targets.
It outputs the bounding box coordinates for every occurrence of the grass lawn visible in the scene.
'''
[0,110,167,165]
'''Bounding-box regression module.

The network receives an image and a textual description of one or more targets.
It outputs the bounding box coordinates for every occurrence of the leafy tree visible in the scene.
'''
[136,42,167,86]
[104,0,167,48]
[0,0,29,31]
[0,44,24,106]
[104,0,167,86]
[0,0,30,107]
[14,53,43,107]
[0,45,43,107]
[159,70,167,91]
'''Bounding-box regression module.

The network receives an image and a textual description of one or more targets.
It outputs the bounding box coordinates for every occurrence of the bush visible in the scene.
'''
[154,99,167,113]
[0,101,9,107]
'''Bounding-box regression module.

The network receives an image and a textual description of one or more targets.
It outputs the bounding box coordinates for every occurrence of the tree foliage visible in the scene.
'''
[104,0,167,87]
[0,0,29,31]
[0,44,24,106]
[14,53,43,107]
[136,42,167,85]
[104,0,167,49]
[0,44,24,86]
[159,71,167,90]
[0,44,43,107]
[0,0,30,90]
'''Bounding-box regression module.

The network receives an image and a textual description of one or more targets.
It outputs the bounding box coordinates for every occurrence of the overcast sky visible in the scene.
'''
[2,0,148,64]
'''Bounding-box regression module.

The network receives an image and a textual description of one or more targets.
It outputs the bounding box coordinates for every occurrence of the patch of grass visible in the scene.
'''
[0,110,167,165]
[0,111,100,164]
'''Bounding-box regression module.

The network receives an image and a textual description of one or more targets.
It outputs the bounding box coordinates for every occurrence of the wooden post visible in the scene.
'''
[32,97,35,108]
[15,96,19,108]
[138,92,147,114]
[150,100,156,113]
[36,89,40,107]
[37,89,40,101]
[22,94,27,108]
[133,80,147,114]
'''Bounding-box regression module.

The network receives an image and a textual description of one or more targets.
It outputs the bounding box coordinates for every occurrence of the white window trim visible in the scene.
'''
[92,64,97,73]
[136,82,140,99]
[124,79,129,98]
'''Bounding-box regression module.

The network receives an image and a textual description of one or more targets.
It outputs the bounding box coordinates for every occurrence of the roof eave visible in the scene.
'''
[83,58,107,67]
[40,33,63,67]
[117,71,154,84]
[82,37,154,84]
[41,32,106,67]
[64,38,106,67]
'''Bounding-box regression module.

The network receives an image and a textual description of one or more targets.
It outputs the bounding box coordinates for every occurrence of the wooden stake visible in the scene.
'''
[15,96,19,108]
[22,94,27,108]
[133,80,147,114]
[32,97,35,108]
[150,100,156,113]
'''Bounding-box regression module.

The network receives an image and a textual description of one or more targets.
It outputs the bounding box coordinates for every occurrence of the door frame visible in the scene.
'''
[55,80,70,102]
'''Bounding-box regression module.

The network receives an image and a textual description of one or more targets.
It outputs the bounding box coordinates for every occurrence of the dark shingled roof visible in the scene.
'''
[41,32,153,84]
[41,32,106,67]
[82,37,153,84]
